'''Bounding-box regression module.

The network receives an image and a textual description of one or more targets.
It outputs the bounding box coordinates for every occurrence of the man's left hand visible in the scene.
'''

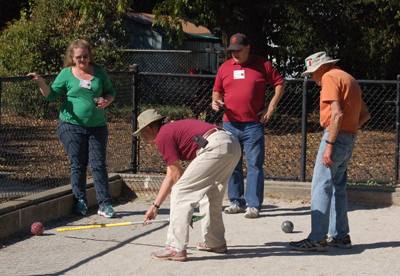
[259,109,273,124]
[322,145,334,167]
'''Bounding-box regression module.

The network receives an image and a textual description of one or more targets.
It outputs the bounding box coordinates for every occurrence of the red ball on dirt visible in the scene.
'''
[31,222,44,236]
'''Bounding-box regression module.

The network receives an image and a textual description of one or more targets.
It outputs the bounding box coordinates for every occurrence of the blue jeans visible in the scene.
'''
[308,130,356,242]
[57,122,111,206]
[223,122,265,209]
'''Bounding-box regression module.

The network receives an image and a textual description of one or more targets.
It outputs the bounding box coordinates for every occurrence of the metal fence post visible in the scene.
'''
[0,78,2,127]
[130,64,139,173]
[396,74,400,183]
[300,78,308,181]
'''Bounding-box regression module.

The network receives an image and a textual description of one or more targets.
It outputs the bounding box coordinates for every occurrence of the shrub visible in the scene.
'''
[141,105,194,121]
[0,0,129,117]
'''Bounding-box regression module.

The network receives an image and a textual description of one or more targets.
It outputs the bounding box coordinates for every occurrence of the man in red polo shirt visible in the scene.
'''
[212,33,285,218]
[134,109,241,261]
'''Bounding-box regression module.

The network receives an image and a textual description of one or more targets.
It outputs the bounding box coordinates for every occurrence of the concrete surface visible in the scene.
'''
[2,172,398,241]
[1,198,400,276]
[0,175,123,240]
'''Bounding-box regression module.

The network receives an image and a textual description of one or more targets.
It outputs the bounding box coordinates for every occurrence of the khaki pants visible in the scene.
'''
[166,130,241,251]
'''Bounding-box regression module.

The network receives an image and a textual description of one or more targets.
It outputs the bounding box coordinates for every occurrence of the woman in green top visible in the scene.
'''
[29,39,116,218]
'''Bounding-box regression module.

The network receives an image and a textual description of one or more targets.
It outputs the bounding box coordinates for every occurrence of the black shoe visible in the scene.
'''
[327,235,352,249]
[289,238,328,252]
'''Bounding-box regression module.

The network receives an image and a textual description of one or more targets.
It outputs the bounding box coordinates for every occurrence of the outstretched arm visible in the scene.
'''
[144,161,183,223]
[27,73,50,97]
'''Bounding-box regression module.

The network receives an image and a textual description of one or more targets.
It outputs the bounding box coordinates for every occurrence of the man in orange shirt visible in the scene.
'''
[290,52,370,252]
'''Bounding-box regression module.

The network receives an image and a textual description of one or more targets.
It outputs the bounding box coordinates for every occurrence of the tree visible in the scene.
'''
[0,0,130,75]
[0,0,29,31]
[0,0,131,118]
[270,0,400,79]
[149,0,400,79]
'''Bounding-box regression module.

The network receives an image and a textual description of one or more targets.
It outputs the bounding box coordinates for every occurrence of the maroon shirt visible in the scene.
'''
[213,55,284,122]
[155,119,215,166]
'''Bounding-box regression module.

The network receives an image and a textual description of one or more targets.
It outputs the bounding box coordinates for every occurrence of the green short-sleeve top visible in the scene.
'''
[46,65,116,127]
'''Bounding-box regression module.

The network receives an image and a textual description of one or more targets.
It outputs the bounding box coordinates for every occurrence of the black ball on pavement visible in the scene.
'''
[281,220,294,233]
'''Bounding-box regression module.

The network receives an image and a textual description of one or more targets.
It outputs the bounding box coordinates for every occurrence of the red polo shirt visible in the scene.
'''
[213,55,284,122]
[155,119,215,166]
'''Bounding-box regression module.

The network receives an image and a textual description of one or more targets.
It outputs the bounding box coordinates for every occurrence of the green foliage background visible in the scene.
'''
[0,0,131,118]
[0,0,130,76]
[0,0,399,79]
[152,0,400,79]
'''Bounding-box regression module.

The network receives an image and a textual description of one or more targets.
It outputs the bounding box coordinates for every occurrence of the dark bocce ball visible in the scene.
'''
[281,220,294,233]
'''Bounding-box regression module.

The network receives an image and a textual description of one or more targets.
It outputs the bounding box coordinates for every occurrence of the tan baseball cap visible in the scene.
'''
[133,109,165,136]
[302,51,339,76]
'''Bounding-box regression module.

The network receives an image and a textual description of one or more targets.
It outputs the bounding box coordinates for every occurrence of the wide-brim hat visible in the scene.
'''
[301,51,339,76]
[133,109,166,136]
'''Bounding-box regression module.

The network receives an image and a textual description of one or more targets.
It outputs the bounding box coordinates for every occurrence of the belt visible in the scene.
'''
[202,127,224,139]
[324,129,357,135]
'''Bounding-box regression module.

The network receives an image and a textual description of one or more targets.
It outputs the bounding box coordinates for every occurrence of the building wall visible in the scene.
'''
[123,20,222,73]
[124,21,163,49]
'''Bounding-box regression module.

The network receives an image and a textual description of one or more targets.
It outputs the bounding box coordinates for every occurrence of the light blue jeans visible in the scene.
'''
[223,122,265,209]
[308,130,356,242]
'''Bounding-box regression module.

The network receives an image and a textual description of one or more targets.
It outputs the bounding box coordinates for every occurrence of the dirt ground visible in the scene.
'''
[0,113,396,200]
[138,129,396,184]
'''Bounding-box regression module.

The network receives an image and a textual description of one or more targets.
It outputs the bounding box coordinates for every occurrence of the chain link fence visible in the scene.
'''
[133,71,400,187]
[302,79,398,183]
[120,49,224,74]
[1,68,399,201]
[0,72,134,200]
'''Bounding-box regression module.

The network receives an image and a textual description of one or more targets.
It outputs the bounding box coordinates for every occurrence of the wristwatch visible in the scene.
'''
[325,140,335,145]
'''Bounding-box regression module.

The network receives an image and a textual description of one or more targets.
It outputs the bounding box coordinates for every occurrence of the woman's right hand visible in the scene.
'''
[27,72,44,82]
[27,72,50,96]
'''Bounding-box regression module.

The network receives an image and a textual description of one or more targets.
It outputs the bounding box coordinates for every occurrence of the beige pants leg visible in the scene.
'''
[198,180,226,247]
[166,131,241,251]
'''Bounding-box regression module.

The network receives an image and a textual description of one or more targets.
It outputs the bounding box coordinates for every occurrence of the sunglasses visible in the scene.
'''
[73,55,89,60]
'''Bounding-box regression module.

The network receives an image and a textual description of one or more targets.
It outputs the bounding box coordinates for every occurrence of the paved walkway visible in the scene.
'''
[1,198,400,276]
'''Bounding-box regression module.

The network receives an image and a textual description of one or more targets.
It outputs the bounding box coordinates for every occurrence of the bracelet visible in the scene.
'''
[152,202,160,209]
[325,140,335,145]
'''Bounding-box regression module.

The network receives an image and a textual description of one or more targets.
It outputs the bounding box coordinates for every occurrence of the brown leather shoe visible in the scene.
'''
[151,247,187,262]
[196,242,228,253]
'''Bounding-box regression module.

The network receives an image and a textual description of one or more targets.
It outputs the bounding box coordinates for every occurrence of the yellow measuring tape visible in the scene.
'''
[56,219,171,232]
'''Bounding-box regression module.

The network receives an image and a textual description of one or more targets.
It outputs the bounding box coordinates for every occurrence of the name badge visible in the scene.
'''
[233,70,245,79]
[79,79,92,89]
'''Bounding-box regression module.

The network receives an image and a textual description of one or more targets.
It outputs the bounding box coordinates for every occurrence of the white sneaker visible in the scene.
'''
[244,207,259,218]
[97,204,115,218]
[224,203,245,214]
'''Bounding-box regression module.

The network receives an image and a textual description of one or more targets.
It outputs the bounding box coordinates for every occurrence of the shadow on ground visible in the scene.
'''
[188,241,400,261]
[23,223,169,276]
